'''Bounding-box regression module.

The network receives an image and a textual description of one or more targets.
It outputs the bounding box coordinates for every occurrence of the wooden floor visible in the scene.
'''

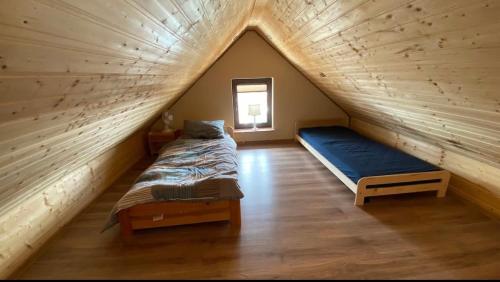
[15,143,500,279]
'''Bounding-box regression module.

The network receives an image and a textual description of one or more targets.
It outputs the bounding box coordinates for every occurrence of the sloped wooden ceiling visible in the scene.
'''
[251,0,500,169]
[1,0,499,277]
[2,0,497,225]
[0,0,253,209]
[0,1,253,276]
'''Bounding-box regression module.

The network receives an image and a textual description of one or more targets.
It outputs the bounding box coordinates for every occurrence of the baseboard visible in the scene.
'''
[236,138,295,146]
[449,175,500,219]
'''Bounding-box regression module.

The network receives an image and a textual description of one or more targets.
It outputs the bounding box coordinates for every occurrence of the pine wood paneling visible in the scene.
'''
[251,0,500,167]
[0,0,253,278]
[2,0,499,278]
[0,129,146,278]
[0,0,253,207]
[250,0,500,209]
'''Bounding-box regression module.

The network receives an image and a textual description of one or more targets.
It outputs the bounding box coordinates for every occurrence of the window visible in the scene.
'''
[232,78,273,130]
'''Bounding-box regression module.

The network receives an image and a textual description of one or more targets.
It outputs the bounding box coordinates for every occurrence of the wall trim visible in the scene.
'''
[237,138,295,146]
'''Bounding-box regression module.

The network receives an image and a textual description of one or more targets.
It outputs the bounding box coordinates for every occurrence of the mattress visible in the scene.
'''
[298,126,439,184]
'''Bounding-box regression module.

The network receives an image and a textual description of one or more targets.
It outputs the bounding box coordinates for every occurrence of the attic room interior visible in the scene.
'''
[0,0,499,280]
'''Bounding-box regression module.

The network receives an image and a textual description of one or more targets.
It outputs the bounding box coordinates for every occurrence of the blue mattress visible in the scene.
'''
[298,126,439,184]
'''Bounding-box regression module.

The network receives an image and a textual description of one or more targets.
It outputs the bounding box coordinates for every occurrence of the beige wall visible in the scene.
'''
[169,31,347,142]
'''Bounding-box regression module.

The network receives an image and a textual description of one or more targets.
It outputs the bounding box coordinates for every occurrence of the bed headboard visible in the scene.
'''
[295,118,349,136]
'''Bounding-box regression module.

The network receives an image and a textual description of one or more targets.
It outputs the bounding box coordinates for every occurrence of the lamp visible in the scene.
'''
[248,104,261,131]
[161,111,174,132]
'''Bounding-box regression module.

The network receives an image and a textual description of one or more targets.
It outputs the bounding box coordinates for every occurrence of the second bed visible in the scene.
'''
[295,119,450,205]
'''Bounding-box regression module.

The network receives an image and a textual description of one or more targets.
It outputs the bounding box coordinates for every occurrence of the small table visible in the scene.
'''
[147,130,179,155]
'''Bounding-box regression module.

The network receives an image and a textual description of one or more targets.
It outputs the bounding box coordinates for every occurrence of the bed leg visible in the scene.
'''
[354,183,366,206]
[118,210,134,239]
[436,188,447,198]
[354,194,365,206]
[229,200,241,227]
[436,172,450,198]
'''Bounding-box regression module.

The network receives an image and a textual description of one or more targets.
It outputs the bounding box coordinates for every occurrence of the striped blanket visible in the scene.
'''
[103,135,243,230]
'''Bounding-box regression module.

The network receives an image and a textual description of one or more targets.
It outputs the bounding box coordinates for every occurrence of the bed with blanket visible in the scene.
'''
[295,119,450,205]
[106,120,244,237]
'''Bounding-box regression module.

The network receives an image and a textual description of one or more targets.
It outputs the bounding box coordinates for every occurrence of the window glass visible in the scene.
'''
[232,78,273,129]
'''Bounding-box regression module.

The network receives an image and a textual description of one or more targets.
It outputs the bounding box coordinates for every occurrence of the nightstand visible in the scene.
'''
[147,130,179,155]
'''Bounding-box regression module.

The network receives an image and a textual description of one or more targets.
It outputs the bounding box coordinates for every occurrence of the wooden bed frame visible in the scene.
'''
[295,119,451,206]
[118,126,241,238]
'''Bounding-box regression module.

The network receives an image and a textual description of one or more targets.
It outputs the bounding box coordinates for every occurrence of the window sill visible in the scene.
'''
[234,128,275,133]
